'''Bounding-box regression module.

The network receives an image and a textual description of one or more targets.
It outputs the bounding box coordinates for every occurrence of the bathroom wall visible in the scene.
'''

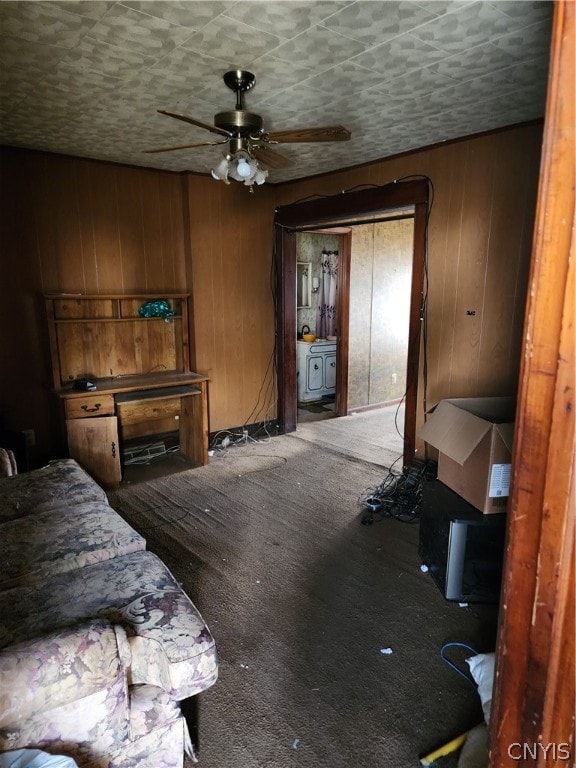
[295,232,340,337]
[348,218,414,409]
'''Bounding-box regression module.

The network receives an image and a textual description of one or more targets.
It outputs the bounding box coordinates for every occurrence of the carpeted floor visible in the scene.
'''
[108,407,497,768]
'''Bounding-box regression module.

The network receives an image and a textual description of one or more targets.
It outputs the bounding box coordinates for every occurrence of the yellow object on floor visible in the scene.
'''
[419,731,469,766]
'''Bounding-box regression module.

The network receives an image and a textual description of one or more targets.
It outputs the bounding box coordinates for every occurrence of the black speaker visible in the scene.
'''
[419,480,507,603]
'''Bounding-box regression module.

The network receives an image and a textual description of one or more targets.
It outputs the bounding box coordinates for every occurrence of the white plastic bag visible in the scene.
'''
[466,652,496,724]
[0,750,78,768]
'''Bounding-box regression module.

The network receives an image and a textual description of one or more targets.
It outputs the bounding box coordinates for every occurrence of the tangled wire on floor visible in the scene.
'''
[359,459,436,525]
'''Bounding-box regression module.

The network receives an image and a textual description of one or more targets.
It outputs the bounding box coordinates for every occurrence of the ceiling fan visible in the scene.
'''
[144,69,351,187]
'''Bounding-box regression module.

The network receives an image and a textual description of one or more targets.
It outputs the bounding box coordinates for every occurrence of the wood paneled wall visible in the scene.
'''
[0,122,542,463]
[0,148,188,461]
[274,123,543,446]
[185,175,277,433]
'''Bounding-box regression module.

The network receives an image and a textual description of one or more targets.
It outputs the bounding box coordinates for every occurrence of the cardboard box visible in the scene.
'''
[419,397,515,514]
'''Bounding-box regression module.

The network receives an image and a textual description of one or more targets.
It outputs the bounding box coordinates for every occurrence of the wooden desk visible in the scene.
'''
[57,373,209,488]
[44,293,209,488]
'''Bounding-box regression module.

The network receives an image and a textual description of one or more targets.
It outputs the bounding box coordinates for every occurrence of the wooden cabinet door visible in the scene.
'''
[66,416,121,488]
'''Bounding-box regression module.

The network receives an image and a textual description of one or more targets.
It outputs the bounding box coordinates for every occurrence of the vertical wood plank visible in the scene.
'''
[489,2,575,763]
[116,166,145,291]
[140,171,161,290]
[449,137,494,396]
[74,160,99,290]
[51,157,86,291]
[89,163,124,292]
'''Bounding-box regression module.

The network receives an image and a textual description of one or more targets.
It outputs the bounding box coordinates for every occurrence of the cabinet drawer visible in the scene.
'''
[116,396,181,426]
[65,394,115,419]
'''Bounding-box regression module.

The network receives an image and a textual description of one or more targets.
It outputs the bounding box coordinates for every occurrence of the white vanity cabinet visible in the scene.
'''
[297,340,337,402]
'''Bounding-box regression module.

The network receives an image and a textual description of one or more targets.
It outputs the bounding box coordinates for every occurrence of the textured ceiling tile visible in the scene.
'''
[426,41,518,82]
[259,82,338,112]
[488,1,553,24]
[324,89,409,129]
[120,1,236,29]
[0,35,69,71]
[411,1,473,15]
[0,1,101,47]
[122,49,231,98]
[88,3,196,54]
[376,65,455,96]
[19,84,108,113]
[224,1,350,39]
[409,1,514,54]
[45,62,124,93]
[304,61,389,93]
[425,68,523,107]
[46,2,115,20]
[60,35,160,77]
[502,55,550,87]
[320,0,437,46]
[270,24,367,68]
[0,0,554,182]
[0,66,36,111]
[179,14,281,64]
[489,20,553,60]
[240,57,318,102]
[353,33,447,77]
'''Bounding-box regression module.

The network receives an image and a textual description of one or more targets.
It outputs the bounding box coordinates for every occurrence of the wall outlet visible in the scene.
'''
[242,429,249,438]
[22,429,35,447]
[391,373,398,384]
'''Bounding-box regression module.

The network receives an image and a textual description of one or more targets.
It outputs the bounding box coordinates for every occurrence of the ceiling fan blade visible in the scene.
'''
[265,125,351,143]
[143,139,228,154]
[157,109,232,138]
[251,145,294,169]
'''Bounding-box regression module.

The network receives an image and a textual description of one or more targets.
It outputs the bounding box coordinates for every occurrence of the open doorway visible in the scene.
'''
[295,229,343,424]
[294,217,415,427]
[274,180,429,466]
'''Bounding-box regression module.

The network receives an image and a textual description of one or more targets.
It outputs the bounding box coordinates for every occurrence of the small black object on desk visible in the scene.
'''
[73,379,97,391]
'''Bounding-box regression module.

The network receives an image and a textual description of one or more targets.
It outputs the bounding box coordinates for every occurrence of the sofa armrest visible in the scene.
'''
[0,620,132,754]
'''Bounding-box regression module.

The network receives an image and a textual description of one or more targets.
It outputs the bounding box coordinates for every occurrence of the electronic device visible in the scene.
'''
[418,480,506,603]
[73,378,97,391]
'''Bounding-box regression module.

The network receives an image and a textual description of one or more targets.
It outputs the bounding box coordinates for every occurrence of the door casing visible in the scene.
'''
[274,179,429,466]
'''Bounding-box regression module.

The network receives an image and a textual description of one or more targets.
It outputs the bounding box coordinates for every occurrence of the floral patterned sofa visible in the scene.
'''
[0,459,218,767]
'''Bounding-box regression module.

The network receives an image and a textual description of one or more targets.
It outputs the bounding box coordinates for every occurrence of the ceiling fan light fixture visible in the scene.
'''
[252,166,268,186]
[211,150,267,188]
[210,156,230,183]
[150,69,350,186]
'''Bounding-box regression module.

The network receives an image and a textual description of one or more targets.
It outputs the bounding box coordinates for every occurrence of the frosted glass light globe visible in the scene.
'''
[235,157,251,178]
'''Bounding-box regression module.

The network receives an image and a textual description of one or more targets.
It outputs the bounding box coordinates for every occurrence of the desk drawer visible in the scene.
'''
[117,397,181,426]
[65,394,115,419]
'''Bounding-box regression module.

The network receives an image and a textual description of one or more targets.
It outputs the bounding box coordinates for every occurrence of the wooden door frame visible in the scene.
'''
[489,2,575,764]
[274,179,429,466]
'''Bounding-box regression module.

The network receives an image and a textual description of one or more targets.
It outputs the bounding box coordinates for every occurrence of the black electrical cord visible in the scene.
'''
[238,236,279,440]
[359,458,433,525]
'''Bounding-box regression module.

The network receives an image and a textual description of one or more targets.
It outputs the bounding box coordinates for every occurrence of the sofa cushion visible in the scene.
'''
[81,718,187,768]
[129,685,182,742]
[0,620,131,756]
[0,460,107,523]
[0,502,146,589]
[0,551,218,701]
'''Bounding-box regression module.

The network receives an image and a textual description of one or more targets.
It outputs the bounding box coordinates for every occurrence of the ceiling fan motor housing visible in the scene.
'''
[214,110,263,137]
